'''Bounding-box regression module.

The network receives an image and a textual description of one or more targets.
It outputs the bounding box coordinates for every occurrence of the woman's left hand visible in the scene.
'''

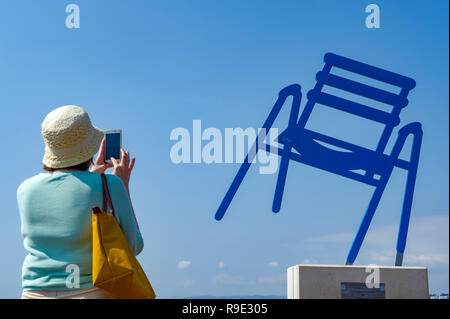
[90,138,114,174]
[111,149,135,190]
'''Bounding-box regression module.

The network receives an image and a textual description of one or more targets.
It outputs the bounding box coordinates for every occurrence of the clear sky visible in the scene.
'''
[0,0,448,298]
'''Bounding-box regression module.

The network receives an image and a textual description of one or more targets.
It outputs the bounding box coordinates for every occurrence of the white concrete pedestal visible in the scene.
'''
[287,264,429,299]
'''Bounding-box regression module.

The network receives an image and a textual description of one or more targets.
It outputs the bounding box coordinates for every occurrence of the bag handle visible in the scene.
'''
[101,173,115,217]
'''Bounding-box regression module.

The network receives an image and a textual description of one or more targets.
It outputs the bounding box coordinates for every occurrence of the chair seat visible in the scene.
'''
[277,127,393,175]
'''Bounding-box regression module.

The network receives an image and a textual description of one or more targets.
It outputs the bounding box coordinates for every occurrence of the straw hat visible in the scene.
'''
[41,105,104,169]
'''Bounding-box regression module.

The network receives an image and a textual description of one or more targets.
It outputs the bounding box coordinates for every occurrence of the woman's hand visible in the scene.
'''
[90,138,114,174]
[111,149,135,190]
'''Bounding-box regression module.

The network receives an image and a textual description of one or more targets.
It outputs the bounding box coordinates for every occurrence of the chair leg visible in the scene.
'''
[215,84,302,221]
[395,169,418,266]
[272,145,292,213]
[215,152,256,221]
[215,126,278,220]
[395,134,422,266]
[346,176,390,265]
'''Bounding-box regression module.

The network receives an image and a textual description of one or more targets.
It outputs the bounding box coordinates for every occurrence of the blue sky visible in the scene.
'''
[0,0,448,298]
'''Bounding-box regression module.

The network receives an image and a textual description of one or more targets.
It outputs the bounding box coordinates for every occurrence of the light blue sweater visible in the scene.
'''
[17,171,143,291]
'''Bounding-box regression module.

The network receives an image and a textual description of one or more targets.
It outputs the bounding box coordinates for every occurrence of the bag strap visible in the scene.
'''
[101,173,115,217]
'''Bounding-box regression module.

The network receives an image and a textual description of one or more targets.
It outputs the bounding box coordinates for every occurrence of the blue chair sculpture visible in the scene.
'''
[215,53,423,266]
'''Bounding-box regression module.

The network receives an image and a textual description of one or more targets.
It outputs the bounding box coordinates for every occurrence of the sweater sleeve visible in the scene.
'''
[105,174,144,256]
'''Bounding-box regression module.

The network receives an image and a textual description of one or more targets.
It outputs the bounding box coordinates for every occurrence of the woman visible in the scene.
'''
[18,105,142,299]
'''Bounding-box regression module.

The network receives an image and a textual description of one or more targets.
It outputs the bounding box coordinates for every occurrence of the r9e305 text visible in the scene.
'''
[226,303,268,314]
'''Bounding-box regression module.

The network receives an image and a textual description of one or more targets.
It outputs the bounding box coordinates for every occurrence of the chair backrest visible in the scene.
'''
[296,53,416,156]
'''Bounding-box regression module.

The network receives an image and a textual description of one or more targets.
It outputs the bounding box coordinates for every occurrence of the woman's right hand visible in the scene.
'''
[111,149,135,190]
[90,138,114,174]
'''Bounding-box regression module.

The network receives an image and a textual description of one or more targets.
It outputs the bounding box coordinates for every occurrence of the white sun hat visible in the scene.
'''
[41,105,104,169]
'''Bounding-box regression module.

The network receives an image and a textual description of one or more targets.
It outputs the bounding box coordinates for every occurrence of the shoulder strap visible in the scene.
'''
[101,173,115,217]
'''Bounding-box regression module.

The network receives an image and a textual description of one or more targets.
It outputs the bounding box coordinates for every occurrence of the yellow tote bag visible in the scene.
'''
[92,173,156,299]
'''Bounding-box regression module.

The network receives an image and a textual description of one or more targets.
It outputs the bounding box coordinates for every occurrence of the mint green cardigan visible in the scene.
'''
[17,171,143,291]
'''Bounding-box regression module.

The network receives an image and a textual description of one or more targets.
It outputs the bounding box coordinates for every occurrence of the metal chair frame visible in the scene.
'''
[215,53,423,266]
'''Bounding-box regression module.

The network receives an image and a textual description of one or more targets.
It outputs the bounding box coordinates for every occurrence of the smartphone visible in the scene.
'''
[105,129,122,163]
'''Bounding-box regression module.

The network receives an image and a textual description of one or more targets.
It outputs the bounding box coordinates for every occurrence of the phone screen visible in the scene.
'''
[105,131,121,162]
